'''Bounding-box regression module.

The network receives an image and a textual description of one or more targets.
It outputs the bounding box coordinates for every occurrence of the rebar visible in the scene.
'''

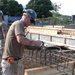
[23,45,75,74]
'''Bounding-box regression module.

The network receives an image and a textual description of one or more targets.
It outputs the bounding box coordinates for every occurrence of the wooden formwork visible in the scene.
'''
[27,26,75,36]
[25,26,75,75]
[23,47,75,75]
[26,26,75,50]
[24,61,75,75]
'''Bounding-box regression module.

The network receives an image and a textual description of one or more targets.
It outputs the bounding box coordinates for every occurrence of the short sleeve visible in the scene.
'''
[2,21,7,31]
[14,22,25,36]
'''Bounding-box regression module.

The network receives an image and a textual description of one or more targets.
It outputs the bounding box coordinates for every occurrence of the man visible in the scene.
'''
[1,9,43,75]
[0,10,7,56]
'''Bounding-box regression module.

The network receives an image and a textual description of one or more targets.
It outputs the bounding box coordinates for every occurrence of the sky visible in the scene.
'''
[15,0,75,16]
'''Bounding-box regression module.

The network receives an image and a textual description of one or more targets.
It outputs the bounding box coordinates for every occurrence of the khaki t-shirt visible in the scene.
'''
[2,20,25,59]
[0,21,7,39]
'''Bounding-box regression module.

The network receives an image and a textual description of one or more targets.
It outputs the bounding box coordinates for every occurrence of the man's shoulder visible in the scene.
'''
[10,20,23,29]
[2,21,6,25]
[13,20,24,27]
[12,20,20,25]
[0,21,7,27]
[13,20,20,24]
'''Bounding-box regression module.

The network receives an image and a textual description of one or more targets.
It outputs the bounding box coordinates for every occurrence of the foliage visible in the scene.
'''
[47,13,72,25]
[52,2,61,12]
[26,0,53,18]
[0,0,23,16]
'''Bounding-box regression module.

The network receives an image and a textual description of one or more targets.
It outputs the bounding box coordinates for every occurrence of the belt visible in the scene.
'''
[3,57,21,61]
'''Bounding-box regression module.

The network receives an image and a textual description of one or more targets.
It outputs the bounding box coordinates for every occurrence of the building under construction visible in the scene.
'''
[20,25,75,75]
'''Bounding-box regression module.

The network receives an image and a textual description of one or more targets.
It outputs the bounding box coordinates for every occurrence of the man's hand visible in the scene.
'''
[25,41,44,50]
[33,40,43,46]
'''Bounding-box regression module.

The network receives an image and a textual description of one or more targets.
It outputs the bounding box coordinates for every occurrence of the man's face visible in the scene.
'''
[24,15,32,27]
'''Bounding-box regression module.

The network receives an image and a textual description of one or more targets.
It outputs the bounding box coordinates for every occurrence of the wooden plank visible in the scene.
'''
[24,61,74,75]
[42,40,75,51]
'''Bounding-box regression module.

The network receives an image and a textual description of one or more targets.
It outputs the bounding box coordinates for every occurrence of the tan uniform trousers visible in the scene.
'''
[1,58,25,75]
[0,39,4,55]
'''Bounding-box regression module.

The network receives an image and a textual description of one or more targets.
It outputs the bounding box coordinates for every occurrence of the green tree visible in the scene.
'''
[52,2,61,12]
[26,0,53,18]
[0,0,23,16]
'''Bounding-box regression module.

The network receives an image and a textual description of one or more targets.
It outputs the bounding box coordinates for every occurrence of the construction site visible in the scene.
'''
[0,0,75,75]
[20,25,75,75]
[0,24,75,75]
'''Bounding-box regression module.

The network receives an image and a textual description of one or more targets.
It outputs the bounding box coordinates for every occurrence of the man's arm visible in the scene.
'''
[2,29,7,40]
[16,34,42,46]
[2,22,7,40]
